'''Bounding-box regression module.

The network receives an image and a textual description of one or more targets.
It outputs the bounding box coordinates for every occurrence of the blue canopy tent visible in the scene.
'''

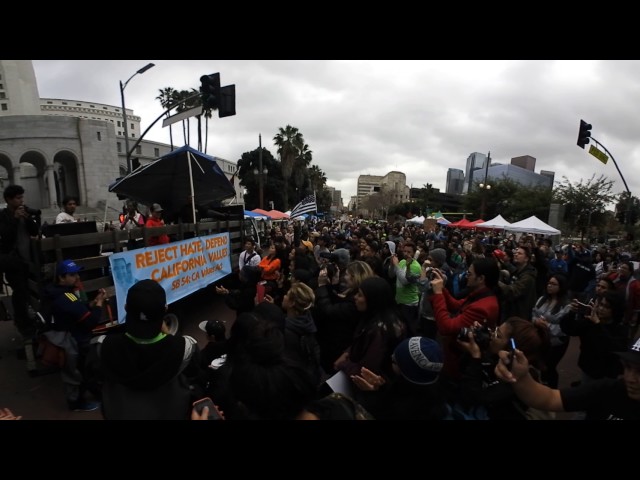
[244,210,268,220]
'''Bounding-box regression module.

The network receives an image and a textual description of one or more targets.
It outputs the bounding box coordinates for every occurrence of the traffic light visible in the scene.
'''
[218,84,236,118]
[577,119,592,149]
[199,73,220,110]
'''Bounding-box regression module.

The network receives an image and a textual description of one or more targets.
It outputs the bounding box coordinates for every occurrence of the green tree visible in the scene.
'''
[292,143,313,200]
[615,191,640,227]
[307,165,326,194]
[317,188,332,213]
[273,125,304,210]
[553,174,618,240]
[237,147,285,210]
[155,87,177,152]
[462,177,552,222]
[171,89,201,146]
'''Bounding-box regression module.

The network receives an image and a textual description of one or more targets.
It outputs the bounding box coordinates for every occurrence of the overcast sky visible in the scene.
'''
[32,60,640,204]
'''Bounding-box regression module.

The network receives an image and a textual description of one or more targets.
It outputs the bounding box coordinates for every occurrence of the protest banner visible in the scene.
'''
[109,232,232,322]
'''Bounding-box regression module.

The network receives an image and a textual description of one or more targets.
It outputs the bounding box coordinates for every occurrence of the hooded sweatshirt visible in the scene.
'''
[284,312,321,384]
[95,333,199,419]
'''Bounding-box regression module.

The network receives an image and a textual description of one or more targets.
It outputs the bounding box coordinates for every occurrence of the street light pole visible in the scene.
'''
[259,133,264,210]
[120,62,155,174]
[253,133,268,210]
[479,151,491,219]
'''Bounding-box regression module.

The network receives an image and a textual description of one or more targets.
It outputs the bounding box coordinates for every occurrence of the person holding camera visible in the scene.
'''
[560,289,629,385]
[389,241,422,336]
[455,317,551,419]
[494,336,640,420]
[417,248,451,339]
[314,261,375,375]
[0,185,40,336]
[430,257,500,381]
[498,246,538,321]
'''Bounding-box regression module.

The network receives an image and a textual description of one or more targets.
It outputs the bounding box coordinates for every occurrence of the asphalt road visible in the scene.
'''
[0,288,582,420]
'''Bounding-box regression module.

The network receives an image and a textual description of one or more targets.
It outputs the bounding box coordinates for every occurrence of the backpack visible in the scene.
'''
[299,333,323,384]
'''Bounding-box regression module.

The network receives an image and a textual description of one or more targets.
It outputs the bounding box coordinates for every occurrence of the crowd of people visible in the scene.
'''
[2,181,640,419]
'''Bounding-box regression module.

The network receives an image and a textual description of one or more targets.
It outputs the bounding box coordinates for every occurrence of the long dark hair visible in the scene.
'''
[536,273,569,314]
[358,276,403,338]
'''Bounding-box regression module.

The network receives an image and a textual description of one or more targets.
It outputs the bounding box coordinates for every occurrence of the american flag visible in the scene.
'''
[289,193,317,218]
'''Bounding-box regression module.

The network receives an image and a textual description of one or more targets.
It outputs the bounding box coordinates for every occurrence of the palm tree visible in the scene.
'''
[292,143,313,201]
[273,125,304,210]
[308,165,327,193]
[201,92,215,155]
[173,89,200,146]
[156,87,177,152]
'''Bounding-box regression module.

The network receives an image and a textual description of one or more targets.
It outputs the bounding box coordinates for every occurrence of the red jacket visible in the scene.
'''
[145,217,170,246]
[431,286,499,379]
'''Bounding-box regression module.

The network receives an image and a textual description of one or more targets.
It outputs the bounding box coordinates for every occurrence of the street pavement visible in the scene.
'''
[0,288,582,420]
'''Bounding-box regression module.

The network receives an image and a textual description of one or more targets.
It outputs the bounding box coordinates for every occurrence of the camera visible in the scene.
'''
[25,206,41,216]
[319,251,339,263]
[323,262,337,280]
[457,325,493,350]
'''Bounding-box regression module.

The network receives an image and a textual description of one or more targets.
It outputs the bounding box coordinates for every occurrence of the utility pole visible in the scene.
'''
[259,134,264,210]
[577,120,633,232]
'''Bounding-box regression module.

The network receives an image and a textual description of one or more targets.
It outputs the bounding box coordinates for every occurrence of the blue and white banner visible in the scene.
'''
[109,232,232,322]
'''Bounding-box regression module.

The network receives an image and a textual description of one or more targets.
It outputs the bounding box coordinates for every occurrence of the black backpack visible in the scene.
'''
[299,333,323,384]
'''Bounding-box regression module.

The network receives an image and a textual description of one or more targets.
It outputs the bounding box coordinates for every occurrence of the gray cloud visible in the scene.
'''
[32,60,640,202]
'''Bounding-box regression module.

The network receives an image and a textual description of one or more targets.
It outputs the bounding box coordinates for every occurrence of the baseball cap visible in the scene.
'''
[125,280,167,339]
[56,259,82,276]
[614,337,640,365]
[152,203,163,212]
[198,319,226,338]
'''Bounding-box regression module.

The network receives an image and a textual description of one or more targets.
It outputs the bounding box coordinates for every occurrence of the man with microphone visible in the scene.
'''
[0,184,40,335]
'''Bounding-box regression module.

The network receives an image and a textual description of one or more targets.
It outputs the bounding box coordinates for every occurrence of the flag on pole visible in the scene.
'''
[290,193,317,218]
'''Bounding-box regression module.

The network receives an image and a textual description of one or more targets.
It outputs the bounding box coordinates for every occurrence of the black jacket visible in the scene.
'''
[0,208,39,255]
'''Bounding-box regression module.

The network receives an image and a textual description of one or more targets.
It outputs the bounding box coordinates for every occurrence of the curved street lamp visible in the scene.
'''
[252,133,268,209]
[479,151,492,219]
[120,62,155,174]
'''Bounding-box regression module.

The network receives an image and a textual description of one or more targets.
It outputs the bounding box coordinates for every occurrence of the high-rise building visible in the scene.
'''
[325,185,343,212]
[446,168,465,194]
[485,164,553,189]
[540,170,555,186]
[357,174,383,209]
[463,152,487,194]
[0,60,41,116]
[511,155,536,171]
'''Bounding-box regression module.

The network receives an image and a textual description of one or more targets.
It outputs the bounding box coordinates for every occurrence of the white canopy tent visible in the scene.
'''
[476,214,511,230]
[506,215,561,235]
[407,215,425,224]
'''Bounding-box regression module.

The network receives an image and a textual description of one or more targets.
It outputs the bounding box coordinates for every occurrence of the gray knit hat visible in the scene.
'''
[429,248,447,267]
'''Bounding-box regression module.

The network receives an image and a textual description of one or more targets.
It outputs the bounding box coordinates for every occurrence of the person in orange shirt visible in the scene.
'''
[145,203,170,246]
[258,243,281,282]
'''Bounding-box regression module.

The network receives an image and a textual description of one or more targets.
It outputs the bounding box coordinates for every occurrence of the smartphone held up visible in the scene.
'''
[192,397,223,420]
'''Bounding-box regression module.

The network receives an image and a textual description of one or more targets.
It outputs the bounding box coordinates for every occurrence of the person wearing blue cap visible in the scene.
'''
[41,259,107,412]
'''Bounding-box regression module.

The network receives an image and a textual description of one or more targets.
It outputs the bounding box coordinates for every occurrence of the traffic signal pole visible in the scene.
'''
[578,119,633,229]
[590,136,631,196]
